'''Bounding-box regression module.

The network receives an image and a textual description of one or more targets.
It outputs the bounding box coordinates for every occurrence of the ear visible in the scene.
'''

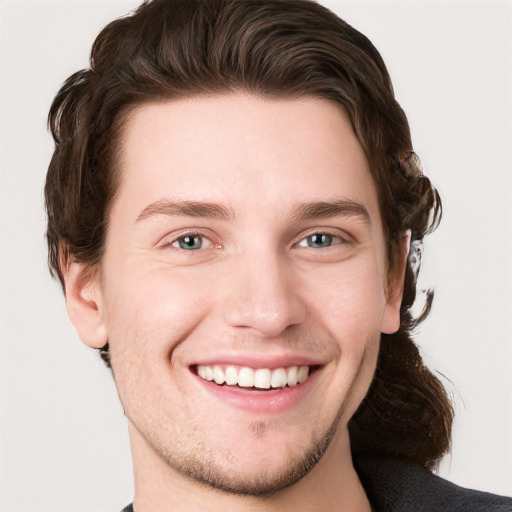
[380,230,411,335]
[62,261,108,349]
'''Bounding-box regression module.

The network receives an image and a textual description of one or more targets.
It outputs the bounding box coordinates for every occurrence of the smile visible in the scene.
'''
[196,365,310,389]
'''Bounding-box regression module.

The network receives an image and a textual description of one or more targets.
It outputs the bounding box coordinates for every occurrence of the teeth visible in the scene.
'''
[213,365,225,385]
[254,369,271,389]
[196,364,311,389]
[271,367,287,388]
[225,365,238,385]
[238,367,254,388]
[287,366,298,386]
[297,365,309,383]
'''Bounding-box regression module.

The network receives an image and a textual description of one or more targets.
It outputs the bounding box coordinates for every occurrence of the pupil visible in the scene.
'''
[181,235,201,249]
[310,234,331,248]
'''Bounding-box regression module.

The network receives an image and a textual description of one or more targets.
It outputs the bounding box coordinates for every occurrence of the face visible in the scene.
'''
[69,94,403,495]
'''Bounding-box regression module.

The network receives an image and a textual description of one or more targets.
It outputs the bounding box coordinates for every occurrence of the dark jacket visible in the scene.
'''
[355,454,512,511]
[121,454,512,511]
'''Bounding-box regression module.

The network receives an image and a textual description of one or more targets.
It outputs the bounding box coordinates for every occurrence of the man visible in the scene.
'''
[44,0,512,510]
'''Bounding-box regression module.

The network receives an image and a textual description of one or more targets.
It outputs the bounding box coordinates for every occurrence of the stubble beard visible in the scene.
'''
[148,403,347,497]
[126,348,372,497]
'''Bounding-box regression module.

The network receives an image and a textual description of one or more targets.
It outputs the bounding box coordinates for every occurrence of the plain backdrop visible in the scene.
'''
[0,0,511,510]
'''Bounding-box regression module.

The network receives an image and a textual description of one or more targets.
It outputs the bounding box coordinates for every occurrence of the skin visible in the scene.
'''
[64,94,407,512]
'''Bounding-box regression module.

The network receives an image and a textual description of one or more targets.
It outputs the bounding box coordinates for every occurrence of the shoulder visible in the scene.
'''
[354,454,512,512]
[120,457,512,512]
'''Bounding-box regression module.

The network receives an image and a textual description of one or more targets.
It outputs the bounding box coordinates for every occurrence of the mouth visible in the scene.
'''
[193,364,316,390]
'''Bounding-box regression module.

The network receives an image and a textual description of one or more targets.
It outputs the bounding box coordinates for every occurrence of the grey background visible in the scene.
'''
[1,0,511,510]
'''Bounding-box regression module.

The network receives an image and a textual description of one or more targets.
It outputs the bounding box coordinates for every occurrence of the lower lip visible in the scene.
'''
[193,370,319,414]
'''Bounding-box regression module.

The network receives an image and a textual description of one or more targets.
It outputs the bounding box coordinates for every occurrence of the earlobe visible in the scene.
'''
[62,261,108,349]
[380,230,411,335]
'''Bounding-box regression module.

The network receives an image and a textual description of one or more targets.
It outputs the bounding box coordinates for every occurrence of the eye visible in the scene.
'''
[297,233,343,249]
[305,233,332,248]
[158,229,219,254]
[172,234,206,250]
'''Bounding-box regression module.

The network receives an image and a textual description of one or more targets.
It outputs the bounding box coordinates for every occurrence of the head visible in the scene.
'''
[45,0,452,491]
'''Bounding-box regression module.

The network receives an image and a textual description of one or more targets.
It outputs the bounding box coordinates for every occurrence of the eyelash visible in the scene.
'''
[162,231,217,251]
[294,231,351,249]
[161,229,351,252]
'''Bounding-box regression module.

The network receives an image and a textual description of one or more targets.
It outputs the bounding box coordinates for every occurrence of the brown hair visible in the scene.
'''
[45,0,453,469]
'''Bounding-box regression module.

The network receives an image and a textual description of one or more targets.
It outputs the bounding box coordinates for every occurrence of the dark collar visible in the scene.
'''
[354,454,512,512]
[121,455,512,512]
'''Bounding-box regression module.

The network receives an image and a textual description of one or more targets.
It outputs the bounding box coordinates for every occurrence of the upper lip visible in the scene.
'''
[189,353,325,369]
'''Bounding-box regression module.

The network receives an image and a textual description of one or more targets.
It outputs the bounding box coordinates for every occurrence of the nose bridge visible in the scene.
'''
[223,248,306,337]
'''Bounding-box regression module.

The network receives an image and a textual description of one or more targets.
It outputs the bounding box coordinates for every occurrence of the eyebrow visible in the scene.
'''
[290,199,371,225]
[136,198,370,225]
[136,199,234,222]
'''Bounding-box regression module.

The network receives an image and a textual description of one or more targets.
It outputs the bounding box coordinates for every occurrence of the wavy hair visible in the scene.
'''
[45,0,453,469]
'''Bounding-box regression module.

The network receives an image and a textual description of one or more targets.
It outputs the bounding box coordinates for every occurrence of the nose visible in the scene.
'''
[222,252,306,338]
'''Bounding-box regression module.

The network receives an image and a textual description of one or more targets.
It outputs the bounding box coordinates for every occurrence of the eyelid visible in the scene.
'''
[294,228,354,247]
[157,229,218,249]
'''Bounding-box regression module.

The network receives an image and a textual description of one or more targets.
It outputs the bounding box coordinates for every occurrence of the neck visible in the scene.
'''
[130,425,371,512]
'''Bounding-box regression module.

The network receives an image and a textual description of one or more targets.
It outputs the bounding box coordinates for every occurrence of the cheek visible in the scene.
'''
[103,268,211,415]
[302,258,387,332]
[103,266,211,361]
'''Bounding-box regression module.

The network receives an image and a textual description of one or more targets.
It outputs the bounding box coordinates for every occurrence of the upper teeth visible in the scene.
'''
[197,365,310,389]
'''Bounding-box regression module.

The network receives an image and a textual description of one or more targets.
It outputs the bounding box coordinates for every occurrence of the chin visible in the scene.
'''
[169,430,334,496]
[144,402,345,497]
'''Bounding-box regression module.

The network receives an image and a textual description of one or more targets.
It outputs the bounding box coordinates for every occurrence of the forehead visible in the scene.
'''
[114,94,380,224]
